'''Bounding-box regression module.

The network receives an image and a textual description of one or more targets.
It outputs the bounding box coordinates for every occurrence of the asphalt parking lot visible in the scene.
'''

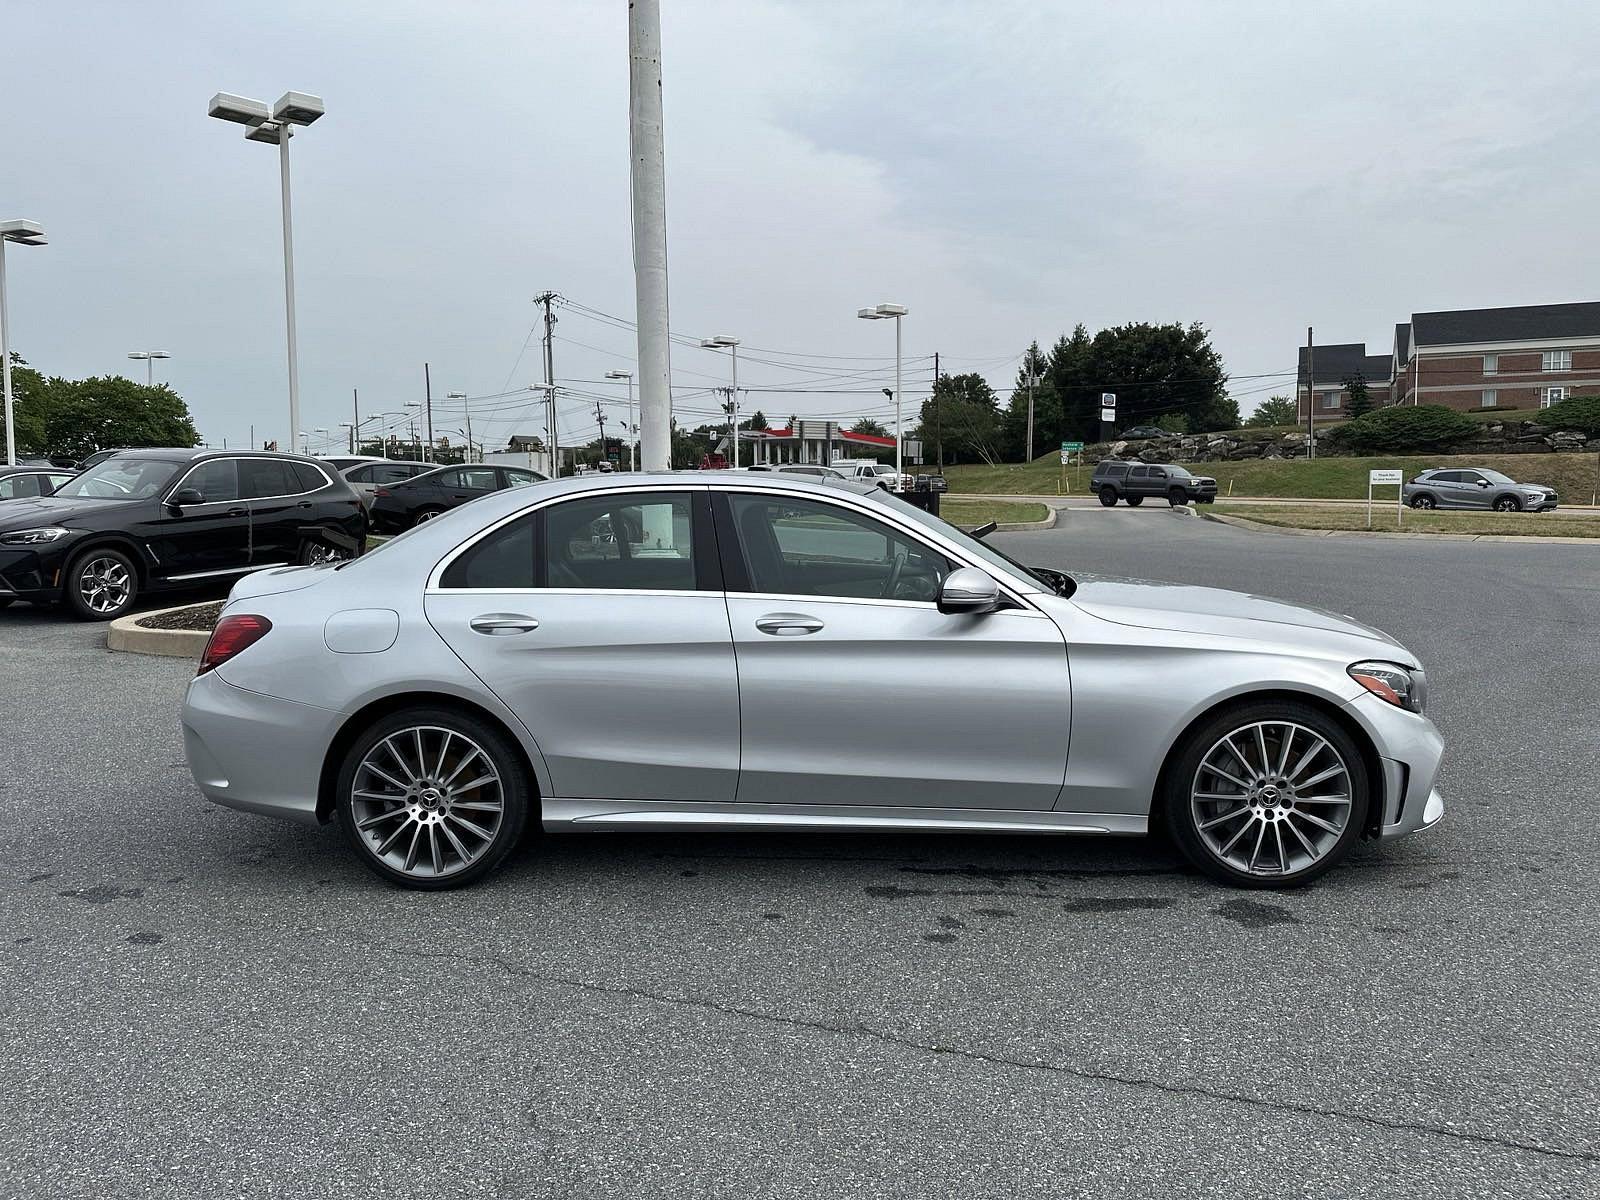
[2,508,1596,1199]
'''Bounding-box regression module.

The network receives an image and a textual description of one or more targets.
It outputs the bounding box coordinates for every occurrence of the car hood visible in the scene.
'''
[0,495,133,527]
[1065,575,1413,663]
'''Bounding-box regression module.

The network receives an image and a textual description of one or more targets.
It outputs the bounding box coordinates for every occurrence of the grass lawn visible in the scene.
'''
[938,498,1050,526]
[945,451,1600,503]
[1211,504,1600,539]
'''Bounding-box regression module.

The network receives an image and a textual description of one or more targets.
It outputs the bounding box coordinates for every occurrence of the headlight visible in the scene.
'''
[0,526,72,545]
[1348,660,1426,713]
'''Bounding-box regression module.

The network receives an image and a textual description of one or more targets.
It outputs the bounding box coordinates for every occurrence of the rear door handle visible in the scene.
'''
[226,507,247,517]
[470,613,540,635]
[755,613,824,636]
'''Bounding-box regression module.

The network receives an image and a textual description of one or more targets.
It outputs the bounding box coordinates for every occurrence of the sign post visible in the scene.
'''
[1060,440,1083,494]
[1099,393,1116,445]
[1368,468,1404,528]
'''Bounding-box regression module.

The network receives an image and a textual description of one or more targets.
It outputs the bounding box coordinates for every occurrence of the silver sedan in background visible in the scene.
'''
[1403,467,1558,511]
[182,474,1445,890]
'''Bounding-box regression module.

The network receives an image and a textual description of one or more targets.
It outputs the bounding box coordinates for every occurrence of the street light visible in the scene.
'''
[207,88,325,459]
[404,400,424,460]
[604,370,636,471]
[700,335,740,468]
[857,303,908,487]
[127,350,172,387]
[1,219,48,467]
[446,391,472,462]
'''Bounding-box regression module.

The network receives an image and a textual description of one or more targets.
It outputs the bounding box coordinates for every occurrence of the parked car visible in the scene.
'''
[745,463,850,480]
[318,455,390,474]
[182,472,1444,891]
[830,461,908,490]
[916,474,949,493]
[1091,459,1217,506]
[0,465,77,502]
[1403,468,1557,512]
[1119,425,1168,440]
[369,463,547,532]
[75,449,123,472]
[340,459,435,511]
[0,448,366,620]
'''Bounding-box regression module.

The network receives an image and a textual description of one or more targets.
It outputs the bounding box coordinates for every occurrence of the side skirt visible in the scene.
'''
[542,798,1147,836]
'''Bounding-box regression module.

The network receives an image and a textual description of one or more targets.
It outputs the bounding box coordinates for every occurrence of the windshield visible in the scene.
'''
[1479,469,1515,484]
[869,491,1055,591]
[53,457,183,500]
[869,464,895,474]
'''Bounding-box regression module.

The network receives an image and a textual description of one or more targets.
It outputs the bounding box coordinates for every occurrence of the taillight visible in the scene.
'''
[199,614,272,675]
[373,487,391,498]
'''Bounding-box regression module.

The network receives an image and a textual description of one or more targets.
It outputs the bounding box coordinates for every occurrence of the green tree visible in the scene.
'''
[6,352,56,457]
[1080,321,1235,434]
[38,375,200,460]
[1246,396,1298,427]
[1343,371,1373,419]
[1155,412,1190,434]
[851,417,888,437]
[746,410,769,431]
[1046,325,1096,444]
[916,372,1001,465]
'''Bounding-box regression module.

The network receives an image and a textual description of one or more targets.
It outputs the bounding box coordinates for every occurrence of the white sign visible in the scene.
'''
[1060,449,1072,465]
[1367,469,1404,529]
[1101,392,1117,407]
[1369,469,1403,485]
[1100,407,1117,423]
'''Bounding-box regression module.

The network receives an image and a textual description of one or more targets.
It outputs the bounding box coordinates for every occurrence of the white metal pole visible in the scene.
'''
[894,314,903,487]
[278,129,301,455]
[0,239,12,466]
[730,346,739,469]
[629,0,672,472]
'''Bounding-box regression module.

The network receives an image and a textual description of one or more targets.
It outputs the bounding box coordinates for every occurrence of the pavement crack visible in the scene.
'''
[351,935,1595,1167]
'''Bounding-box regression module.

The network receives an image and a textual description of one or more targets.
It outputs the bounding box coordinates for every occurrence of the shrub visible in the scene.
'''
[1155,412,1190,434]
[1532,395,1600,438]
[1322,405,1477,455]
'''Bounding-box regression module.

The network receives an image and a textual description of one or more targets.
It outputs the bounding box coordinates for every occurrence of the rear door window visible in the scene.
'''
[544,492,700,591]
[1130,466,1149,479]
[238,459,294,500]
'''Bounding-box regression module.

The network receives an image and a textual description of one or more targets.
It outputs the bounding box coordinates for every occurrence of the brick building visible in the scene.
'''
[1298,301,1600,419]
[1294,343,1393,420]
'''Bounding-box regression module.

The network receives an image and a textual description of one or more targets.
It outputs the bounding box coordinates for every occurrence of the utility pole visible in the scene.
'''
[1306,326,1315,461]
[1025,358,1037,464]
[629,0,672,472]
[423,362,434,463]
[536,291,559,475]
[934,350,943,471]
[595,399,607,466]
[350,388,359,454]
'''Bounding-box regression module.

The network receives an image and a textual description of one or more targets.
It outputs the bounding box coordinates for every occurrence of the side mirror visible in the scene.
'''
[937,567,1002,615]
[1476,479,1489,487]
[170,487,204,507]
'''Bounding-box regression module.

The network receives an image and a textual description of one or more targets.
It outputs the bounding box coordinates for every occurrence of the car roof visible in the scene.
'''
[111,447,332,465]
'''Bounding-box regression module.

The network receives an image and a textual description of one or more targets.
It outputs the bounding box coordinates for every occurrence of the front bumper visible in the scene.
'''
[0,544,70,602]
[1343,691,1446,839]
[182,669,342,825]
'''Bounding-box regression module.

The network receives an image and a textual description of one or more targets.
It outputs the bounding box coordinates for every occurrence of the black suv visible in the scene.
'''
[0,448,366,620]
[1090,459,1217,507]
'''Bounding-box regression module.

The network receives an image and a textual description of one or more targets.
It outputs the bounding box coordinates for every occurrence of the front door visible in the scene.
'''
[717,490,1071,810]
[145,457,250,581]
[424,487,740,802]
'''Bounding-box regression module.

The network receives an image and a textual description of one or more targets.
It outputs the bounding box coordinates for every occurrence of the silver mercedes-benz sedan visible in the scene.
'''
[181,473,1444,890]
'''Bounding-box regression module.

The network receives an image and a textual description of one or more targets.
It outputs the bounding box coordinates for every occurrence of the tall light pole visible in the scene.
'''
[207,90,325,457]
[127,350,172,387]
[447,391,471,462]
[700,336,740,468]
[605,370,635,471]
[1,219,47,467]
[857,303,908,486]
[629,0,672,472]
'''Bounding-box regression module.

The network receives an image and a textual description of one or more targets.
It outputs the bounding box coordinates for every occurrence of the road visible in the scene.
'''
[2,507,1596,1199]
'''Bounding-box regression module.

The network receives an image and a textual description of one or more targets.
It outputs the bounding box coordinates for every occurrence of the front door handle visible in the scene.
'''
[470,613,540,635]
[755,613,824,636]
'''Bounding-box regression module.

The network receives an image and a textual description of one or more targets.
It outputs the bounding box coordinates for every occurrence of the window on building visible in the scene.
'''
[1483,354,1498,375]
[1541,350,1572,372]
[1542,387,1567,408]
[1320,391,1340,410]
[1481,389,1498,408]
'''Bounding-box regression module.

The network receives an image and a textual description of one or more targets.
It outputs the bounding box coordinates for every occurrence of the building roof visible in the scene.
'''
[1296,343,1392,386]
[1394,323,1411,363]
[506,434,544,450]
[1410,301,1600,346]
[747,426,897,448]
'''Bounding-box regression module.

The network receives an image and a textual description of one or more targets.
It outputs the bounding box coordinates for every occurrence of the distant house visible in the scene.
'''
[505,434,545,452]
[1299,301,1600,418]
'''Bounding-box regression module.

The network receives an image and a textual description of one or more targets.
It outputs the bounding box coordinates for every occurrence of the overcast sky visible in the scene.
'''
[5,0,1600,453]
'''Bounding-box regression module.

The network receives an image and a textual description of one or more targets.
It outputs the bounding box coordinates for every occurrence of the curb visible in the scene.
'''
[107,604,214,658]
[1198,510,1600,546]
[990,507,1058,532]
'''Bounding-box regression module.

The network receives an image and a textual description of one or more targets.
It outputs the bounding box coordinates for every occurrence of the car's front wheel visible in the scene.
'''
[298,536,361,566]
[1168,489,1190,507]
[1098,487,1118,507]
[1492,495,1522,512]
[1163,700,1370,888]
[335,706,531,890]
[64,547,139,621]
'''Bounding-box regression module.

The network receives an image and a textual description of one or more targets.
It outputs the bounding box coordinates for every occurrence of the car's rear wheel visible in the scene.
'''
[335,707,531,890]
[297,536,360,566]
[1098,487,1118,507]
[64,547,139,621]
[1168,488,1189,507]
[1125,495,1144,506]
[1410,494,1436,510]
[412,507,445,527]
[1492,495,1521,512]
[1163,700,1370,888]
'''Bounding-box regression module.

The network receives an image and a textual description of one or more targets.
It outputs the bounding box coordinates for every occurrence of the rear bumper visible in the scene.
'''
[181,669,341,825]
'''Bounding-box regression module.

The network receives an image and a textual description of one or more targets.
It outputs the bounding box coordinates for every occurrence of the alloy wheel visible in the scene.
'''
[303,541,350,566]
[1189,720,1353,878]
[349,725,505,881]
[1493,496,1519,512]
[77,556,133,615]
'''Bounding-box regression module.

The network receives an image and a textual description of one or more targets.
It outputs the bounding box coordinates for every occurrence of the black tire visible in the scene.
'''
[297,536,361,566]
[1098,487,1118,507]
[63,546,139,621]
[1125,495,1145,507]
[1162,699,1370,889]
[1168,488,1190,507]
[335,706,531,890]
[0,598,13,609]
[412,507,445,528]
[1492,494,1521,513]
[1409,494,1436,510]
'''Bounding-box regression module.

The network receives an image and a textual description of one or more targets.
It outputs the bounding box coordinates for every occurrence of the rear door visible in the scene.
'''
[240,457,325,565]
[424,487,740,802]
[718,489,1070,810]
[1455,470,1491,509]
[437,467,499,508]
